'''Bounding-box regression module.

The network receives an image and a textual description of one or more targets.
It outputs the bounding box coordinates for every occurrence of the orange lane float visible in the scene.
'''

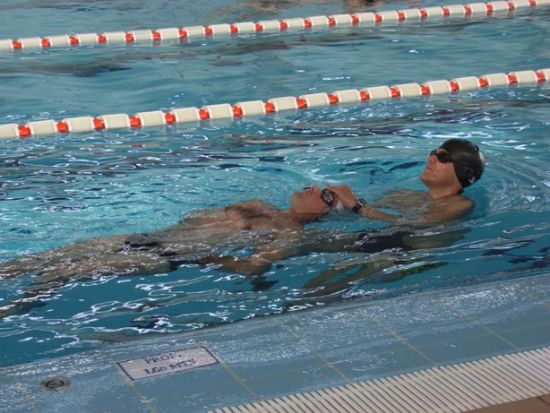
[0,68,548,140]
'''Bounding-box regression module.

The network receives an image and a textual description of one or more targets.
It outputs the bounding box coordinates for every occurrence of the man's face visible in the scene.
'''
[420,148,461,188]
[289,186,335,221]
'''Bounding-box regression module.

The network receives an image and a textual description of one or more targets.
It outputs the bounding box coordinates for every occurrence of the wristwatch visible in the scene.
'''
[352,198,367,213]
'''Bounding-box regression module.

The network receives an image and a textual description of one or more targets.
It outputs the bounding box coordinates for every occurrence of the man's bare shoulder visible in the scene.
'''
[445,195,474,213]
[376,190,427,208]
[388,189,422,196]
[434,194,473,207]
[425,195,474,224]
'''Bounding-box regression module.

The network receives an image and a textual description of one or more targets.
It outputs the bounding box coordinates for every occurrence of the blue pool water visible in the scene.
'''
[0,1,549,368]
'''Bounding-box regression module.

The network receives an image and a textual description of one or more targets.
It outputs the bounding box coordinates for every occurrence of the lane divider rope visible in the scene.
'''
[0,68,548,140]
[0,0,548,53]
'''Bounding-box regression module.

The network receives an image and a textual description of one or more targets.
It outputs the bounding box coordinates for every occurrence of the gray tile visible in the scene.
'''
[330,347,434,382]
[497,322,550,349]
[0,369,39,413]
[438,281,550,351]
[514,273,550,294]
[470,306,550,348]
[376,274,550,337]
[136,370,256,413]
[473,303,549,331]
[394,316,494,345]
[417,329,516,365]
[364,304,484,366]
[365,294,472,335]
[245,364,346,400]
[446,281,550,325]
[367,276,550,362]
[0,367,16,386]
[203,322,317,376]
[280,305,392,353]
[6,351,150,413]
[2,273,549,413]
[288,321,428,374]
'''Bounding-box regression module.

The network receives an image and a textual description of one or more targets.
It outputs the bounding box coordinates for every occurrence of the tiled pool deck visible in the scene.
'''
[1,272,549,413]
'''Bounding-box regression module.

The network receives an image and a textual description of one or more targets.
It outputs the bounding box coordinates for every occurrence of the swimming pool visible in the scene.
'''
[0,0,549,369]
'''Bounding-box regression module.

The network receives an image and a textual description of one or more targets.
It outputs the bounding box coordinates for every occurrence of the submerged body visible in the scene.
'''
[0,200,306,282]
[0,192,466,317]
[0,139,485,317]
[0,189,347,317]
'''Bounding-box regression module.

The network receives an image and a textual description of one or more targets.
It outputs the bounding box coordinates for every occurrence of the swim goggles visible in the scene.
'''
[430,149,454,164]
[303,187,336,208]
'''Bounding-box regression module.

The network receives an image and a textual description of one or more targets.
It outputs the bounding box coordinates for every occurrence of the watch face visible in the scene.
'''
[320,189,335,207]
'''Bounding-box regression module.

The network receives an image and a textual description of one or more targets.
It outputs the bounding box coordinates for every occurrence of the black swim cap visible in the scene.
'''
[440,139,485,188]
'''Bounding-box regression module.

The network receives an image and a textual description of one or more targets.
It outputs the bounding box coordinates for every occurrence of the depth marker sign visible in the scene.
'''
[117,346,219,381]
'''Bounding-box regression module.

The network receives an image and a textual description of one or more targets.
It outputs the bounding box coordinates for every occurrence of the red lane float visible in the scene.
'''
[0,68,548,140]
[0,0,548,52]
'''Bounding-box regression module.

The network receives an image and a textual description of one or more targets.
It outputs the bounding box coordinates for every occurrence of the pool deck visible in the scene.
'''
[1,272,549,413]
[467,395,550,413]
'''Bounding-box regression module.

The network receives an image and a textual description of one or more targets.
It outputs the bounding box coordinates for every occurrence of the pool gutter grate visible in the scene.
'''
[210,346,550,413]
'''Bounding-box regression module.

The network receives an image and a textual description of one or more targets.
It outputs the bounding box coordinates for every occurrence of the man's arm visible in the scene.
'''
[326,183,399,223]
[196,230,357,276]
[326,184,473,225]
[197,245,300,276]
[358,196,473,224]
[355,204,398,222]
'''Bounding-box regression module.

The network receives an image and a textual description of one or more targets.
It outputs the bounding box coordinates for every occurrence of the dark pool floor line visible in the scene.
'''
[1,272,549,413]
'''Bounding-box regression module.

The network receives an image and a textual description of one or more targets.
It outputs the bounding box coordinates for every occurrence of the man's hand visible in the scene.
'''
[325,183,359,210]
